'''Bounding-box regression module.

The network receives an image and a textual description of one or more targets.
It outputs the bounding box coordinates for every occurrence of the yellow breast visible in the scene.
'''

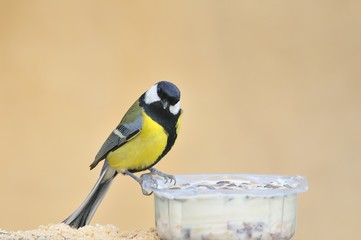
[106,110,168,172]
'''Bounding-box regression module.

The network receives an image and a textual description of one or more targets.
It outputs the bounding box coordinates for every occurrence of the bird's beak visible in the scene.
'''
[161,99,169,109]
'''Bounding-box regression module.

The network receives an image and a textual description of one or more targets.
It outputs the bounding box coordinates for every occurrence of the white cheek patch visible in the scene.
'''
[144,84,160,104]
[169,101,181,115]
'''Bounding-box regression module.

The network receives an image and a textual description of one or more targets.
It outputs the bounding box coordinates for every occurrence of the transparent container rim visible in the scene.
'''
[151,173,308,199]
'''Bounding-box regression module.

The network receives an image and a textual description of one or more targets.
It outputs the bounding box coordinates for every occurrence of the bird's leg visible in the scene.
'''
[122,170,157,195]
[122,170,141,183]
[149,168,176,185]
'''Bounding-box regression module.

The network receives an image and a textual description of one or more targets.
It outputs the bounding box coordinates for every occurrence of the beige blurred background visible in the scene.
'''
[0,1,360,239]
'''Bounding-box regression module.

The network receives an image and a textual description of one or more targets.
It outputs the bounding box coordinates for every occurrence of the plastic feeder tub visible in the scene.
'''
[150,174,308,240]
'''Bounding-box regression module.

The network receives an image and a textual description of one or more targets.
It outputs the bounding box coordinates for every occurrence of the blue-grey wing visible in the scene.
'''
[89,116,142,170]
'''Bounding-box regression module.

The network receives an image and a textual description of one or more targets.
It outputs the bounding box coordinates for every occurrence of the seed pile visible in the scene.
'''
[0,224,160,240]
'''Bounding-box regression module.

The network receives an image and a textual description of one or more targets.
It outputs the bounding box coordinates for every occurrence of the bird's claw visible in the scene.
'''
[140,173,158,195]
[149,168,176,185]
[161,173,176,184]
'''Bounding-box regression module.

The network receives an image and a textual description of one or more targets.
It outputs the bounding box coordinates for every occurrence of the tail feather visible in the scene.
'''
[63,163,117,229]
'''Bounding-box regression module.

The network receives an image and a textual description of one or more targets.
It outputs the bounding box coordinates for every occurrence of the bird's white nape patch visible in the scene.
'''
[113,129,125,138]
[169,101,181,115]
[144,84,160,104]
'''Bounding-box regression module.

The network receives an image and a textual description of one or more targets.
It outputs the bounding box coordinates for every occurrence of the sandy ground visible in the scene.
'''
[0,224,160,240]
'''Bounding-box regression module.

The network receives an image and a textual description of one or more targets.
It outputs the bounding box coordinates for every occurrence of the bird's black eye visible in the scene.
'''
[157,87,165,98]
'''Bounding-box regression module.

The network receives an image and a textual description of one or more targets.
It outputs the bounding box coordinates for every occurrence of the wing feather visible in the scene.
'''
[89,100,142,170]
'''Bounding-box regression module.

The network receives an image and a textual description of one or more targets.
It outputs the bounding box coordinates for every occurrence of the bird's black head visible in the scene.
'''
[143,81,181,115]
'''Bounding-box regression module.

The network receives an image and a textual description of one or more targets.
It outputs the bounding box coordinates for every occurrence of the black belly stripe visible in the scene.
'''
[130,97,181,172]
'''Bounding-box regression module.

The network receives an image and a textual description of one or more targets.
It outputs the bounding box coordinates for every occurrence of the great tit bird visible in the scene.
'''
[63,81,182,229]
